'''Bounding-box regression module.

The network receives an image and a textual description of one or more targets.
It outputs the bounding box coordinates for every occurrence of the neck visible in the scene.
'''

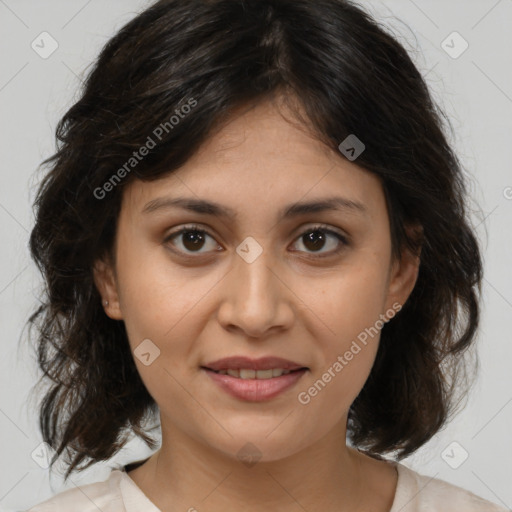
[129,417,376,512]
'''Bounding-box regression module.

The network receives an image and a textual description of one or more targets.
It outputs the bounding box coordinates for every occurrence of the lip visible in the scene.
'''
[202,367,308,402]
[202,356,307,372]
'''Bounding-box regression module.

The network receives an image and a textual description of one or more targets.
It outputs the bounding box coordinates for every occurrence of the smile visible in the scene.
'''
[210,368,299,379]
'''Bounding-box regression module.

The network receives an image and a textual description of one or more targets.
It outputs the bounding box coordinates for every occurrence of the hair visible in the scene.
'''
[26,0,482,480]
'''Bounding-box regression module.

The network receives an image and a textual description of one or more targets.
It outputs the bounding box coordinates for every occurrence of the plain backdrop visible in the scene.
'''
[0,0,511,510]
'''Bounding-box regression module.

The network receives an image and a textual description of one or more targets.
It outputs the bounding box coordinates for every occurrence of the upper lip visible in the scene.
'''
[202,356,307,372]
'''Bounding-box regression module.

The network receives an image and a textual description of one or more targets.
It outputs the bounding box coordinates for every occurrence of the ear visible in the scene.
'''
[93,254,123,320]
[384,224,422,313]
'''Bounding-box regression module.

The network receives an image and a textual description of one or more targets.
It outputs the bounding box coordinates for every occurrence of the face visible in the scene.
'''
[94,98,419,463]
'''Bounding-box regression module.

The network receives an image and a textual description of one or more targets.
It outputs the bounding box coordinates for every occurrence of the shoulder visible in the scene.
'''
[392,462,510,512]
[26,470,125,512]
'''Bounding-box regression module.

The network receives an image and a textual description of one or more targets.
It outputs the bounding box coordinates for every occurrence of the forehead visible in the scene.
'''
[121,99,385,222]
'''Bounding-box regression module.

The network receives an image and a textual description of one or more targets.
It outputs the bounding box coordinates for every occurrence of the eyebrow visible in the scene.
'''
[141,195,368,219]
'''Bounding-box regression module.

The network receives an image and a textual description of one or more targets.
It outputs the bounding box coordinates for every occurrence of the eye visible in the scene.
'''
[164,223,349,258]
[164,224,221,255]
[290,225,348,256]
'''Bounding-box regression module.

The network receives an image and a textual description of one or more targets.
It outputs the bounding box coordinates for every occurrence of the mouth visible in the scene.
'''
[200,356,309,401]
[201,367,308,379]
[202,355,308,374]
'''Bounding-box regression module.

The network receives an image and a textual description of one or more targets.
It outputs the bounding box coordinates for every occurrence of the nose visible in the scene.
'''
[216,245,294,339]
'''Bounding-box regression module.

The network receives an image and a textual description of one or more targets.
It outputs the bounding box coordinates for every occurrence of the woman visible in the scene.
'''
[25,0,508,510]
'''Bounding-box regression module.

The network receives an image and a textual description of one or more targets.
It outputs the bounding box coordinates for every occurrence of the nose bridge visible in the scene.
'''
[234,236,277,307]
[220,236,290,335]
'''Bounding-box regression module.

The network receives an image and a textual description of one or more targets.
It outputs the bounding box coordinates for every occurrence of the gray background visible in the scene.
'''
[0,0,511,510]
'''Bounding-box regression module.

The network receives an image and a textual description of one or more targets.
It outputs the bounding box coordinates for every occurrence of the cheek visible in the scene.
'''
[295,260,389,411]
[116,237,205,339]
[115,245,224,390]
[305,259,389,347]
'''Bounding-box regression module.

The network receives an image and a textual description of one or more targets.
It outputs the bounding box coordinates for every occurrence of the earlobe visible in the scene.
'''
[93,257,123,320]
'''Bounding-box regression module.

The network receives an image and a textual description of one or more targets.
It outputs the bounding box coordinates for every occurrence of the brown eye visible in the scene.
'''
[165,225,220,254]
[164,223,348,258]
[291,226,348,256]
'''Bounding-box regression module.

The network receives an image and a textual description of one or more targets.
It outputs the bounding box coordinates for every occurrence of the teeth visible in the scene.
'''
[216,368,293,379]
[256,369,273,379]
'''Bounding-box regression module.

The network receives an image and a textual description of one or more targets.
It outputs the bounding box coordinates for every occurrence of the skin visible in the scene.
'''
[94,96,420,512]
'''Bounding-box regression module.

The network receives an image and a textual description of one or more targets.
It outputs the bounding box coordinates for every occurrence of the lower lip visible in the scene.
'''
[202,368,308,402]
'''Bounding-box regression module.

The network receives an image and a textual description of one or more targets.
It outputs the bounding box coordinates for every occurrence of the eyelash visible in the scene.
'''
[164,223,349,259]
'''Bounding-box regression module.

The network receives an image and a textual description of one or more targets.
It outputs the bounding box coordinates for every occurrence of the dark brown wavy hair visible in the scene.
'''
[26,0,483,480]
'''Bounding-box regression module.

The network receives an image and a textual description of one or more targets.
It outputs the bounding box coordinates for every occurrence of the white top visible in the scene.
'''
[26,460,509,512]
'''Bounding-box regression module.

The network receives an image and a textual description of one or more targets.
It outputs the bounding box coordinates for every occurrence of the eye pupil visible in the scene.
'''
[303,230,326,251]
[183,231,205,251]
